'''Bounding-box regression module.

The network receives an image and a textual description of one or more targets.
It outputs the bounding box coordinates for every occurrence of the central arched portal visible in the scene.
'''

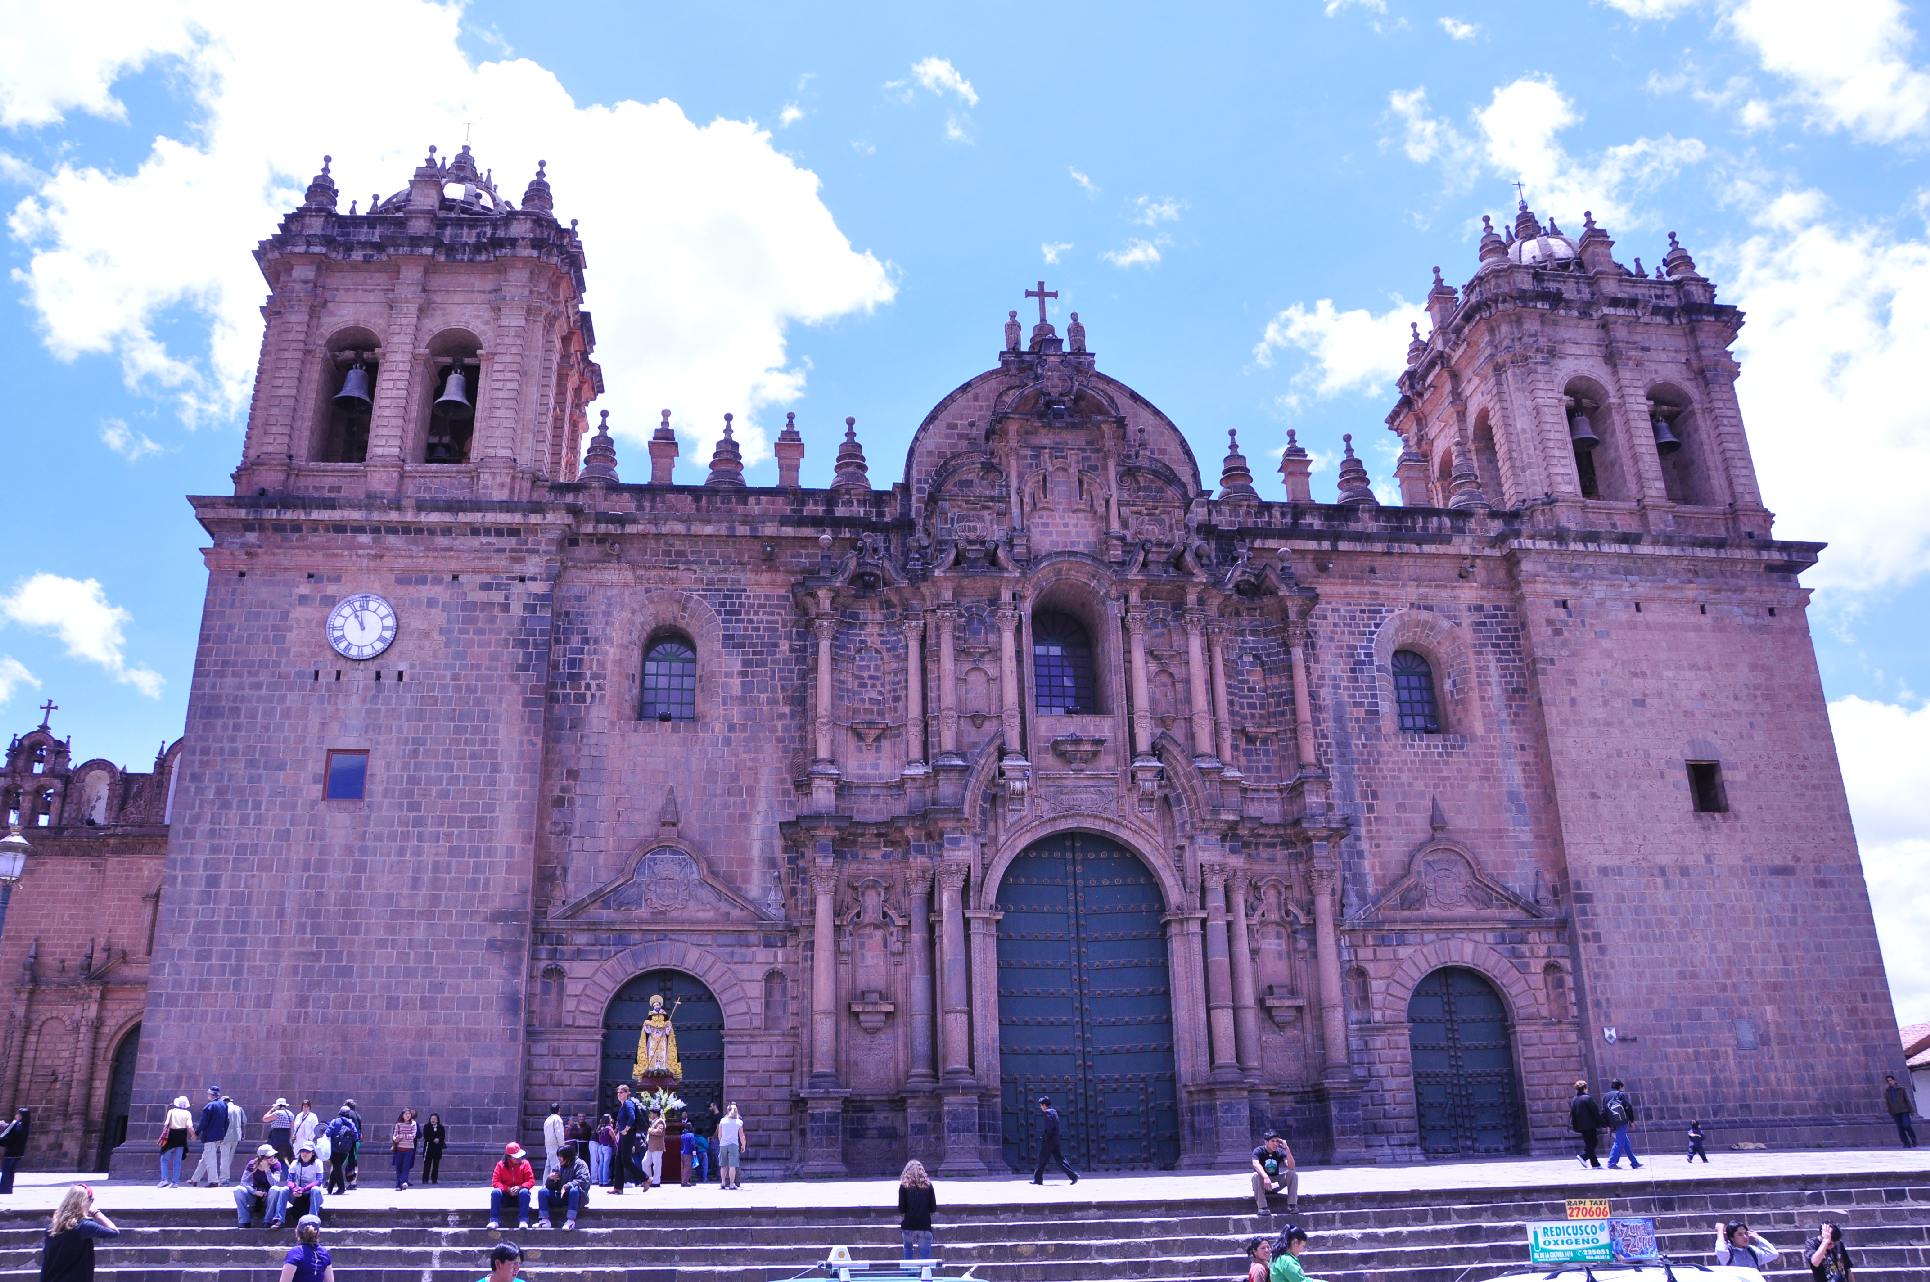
[996,832,1178,1171]
[1407,966,1525,1156]
[599,970,724,1121]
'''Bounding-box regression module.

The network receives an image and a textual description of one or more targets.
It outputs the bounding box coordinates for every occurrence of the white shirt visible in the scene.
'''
[717,1116,744,1146]
[293,1111,321,1147]
[543,1113,566,1155]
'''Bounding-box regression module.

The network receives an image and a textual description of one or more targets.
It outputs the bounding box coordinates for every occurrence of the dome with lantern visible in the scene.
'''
[370,143,514,216]
[1505,198,1580,267]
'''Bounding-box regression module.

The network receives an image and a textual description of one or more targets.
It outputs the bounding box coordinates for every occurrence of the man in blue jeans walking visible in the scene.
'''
[1603,1078,1642,1169]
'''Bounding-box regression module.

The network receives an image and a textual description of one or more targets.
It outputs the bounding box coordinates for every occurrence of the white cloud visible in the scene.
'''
[0,0,199,128]
[99,418,165,462]
[1251,296,1419,409]
[0,657,39,709]
[778,103,804,128]
[1323,0,1387,13]
[1101,239,1162,268]
[1439,17,1481,39]
[4,1,896,472]
[850,140,876,156]
[1130,195,1185,226]
[0,573,163,697]
[1597,0,1700,16]
[1827,695,1930,1024]
[944,112,972,144]
[1041,241,1072,265]
[1068,167,1099,197]
[1386,87,1477,167]
[1726,0,1930,143]
[1718,189,1930,594]
[908,56,979,107]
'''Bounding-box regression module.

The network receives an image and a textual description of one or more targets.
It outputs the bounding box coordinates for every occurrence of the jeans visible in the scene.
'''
[1896,1112,1919,1147]
[538,1187,583,1224]
[587,1142,610,1185]
[273,1186,322,1224]
[489,1188,531,1225]
[0,1155,20,1194]
[901,1230,934,1259]
[160,1147,185,1184]
[1606,1125,1640,1167]
[392,1150,415,1188]
[234,1185,275,1225]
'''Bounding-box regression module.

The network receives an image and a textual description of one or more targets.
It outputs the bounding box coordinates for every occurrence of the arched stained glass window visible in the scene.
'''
[1033,611,1098,715]
[640,635,697,722]
[1392,648,1442,734]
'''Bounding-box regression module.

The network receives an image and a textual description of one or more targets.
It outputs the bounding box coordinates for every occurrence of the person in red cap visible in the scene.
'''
[486,1143,535,1231]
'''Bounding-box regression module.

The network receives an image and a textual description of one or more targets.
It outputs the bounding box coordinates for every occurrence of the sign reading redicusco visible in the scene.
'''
[1528,1220,1615,1264]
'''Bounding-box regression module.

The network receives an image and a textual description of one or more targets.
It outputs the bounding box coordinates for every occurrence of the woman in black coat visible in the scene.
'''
[1,1108,30,1195]
[419,1114,447,1185]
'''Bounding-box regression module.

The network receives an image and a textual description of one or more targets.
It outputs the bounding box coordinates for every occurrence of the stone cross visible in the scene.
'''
[1025,280,1059,325]
[37,700,56,728]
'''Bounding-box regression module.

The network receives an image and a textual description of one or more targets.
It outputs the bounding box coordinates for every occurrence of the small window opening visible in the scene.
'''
[319,354,375,463]
[640,635,697,722]
[324,749,369,800]
[1392,649,1443,734]
[1032,611,1099,715]
[1687,761,1727,813]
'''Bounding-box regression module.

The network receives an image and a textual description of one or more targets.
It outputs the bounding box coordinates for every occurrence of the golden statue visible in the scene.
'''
[631,993,684,1080]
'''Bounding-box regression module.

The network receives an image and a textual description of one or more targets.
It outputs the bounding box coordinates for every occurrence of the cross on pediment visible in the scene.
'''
[37,700,56,729]
[1025,279,1058,325]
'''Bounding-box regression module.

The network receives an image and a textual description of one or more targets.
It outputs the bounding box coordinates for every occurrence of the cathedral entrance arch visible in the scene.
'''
[599,971,725,1124]
[97,1023,140,1170]
[1407,966,1525,1156]
[995,832,1178,1171]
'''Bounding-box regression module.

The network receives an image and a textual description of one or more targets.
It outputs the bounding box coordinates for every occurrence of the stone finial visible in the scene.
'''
[1004,310,1022,352]
[774,410,805,488]
[1335,433,1379,507]
[706,412,747,487]
[581,409,619,483]
[1406,320,1428,367]
[1632,256,1645,278]
[832,416,871,491]
[1447,430,1491,511]
[303,155,338,211]
[522,159,554,214]
[648,408,679,485]
[1577,207,1617,274]
[1513,194,1542,240]
[1662,229,1702,280]
[1477,213,1508,269]
[408,145,443,210]
[1396,444,1431,506]
[1219,428,1257,499]
[1427,266,1458,327]
[1279,427,1313,503]
[1067,311,1086,353]
[445,142,481,184]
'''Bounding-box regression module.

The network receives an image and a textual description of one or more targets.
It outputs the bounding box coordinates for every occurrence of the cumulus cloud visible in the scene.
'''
[1251,296,1419,408]
[908,57,979,106]
[1130,195,1185,226]
[5,1,895,472]
[0,573,163,697]
[1597,0,1700,16]
[99,418,165,462]
[0,0,198,128]
[1101,239,1162,268]
[1726,0,1930,143]
[0,657,39,708]
[1068,167,1099,197]
[1828,694,1930,1024]
[1323,0,1387,13]
[778,103,804,128]
[1041,241,1072,265]
[1439,17,1481,39]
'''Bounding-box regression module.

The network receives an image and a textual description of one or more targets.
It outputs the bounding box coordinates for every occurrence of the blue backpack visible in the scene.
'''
[325,1115,358,1147]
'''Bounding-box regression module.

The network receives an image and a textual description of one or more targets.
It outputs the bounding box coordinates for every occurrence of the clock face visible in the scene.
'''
[326,593,398,661]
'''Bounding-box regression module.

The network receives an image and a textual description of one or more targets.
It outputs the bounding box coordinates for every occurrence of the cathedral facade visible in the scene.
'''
[111,146,1902,1176]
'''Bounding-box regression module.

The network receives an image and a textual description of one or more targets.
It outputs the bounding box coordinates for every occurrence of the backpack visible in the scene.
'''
[326,1115,357,1147]
[1605,1093,1629,1126]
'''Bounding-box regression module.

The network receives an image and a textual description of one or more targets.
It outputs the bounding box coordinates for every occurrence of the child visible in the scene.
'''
[1687,1119,1709,1163]
[679,1126,697,1186]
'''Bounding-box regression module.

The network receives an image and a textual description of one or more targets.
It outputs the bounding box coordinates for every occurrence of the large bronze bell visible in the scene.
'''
[1651,413,1683,454]
[332,361,373,410]
[432,365,472,420]
[1567,405,1601,451]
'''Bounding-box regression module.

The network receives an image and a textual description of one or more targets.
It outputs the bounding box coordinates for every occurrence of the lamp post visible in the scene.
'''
[0,826,28,941]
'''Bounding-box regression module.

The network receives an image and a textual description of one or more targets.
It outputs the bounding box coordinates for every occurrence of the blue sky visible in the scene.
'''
[2,0,1927,1023]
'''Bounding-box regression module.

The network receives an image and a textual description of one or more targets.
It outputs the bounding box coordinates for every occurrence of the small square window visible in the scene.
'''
[324,750,369,800]
[1687,760,1727,813]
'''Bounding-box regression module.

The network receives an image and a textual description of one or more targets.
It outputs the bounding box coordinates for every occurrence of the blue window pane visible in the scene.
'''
[324,751,367,800]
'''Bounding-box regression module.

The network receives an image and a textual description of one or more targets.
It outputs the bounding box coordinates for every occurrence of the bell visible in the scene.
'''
[432,366,472,420]
[1567,408,1601,451]
[332,361,372,410]
[1651,414,1682,455]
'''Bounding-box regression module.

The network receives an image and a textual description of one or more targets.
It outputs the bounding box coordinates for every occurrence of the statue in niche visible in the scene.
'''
[631,992,684,1080]
[1248,877,1298,999]
[840,876,905,1003]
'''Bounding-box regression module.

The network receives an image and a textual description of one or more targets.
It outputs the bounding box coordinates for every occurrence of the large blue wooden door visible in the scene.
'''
[1407,966,1524,1156]
[96,1023,140,1170]
[599,970,725,1119]
[996,833,1178,1171]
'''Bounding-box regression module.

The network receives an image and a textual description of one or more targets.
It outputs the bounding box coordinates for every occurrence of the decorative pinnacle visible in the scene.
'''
[845,415,858,441]
[1410,321,1421,342]
[1432,265,1445,287]
[723,411,735,439]
[1481,214,1494,234]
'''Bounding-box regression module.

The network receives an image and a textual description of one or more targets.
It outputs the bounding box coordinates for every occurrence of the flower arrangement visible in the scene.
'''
[641,1087,685,1116]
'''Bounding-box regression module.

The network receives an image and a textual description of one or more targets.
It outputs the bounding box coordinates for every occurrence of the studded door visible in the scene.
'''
[599,970,725,1121]
[1407,966,1525,1155]
[996,833,1178,1171]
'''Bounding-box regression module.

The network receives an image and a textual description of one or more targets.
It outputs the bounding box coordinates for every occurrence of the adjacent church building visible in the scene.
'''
[2,143,1903,1176]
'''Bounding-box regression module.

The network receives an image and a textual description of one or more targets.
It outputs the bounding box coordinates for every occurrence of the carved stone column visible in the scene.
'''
[1227,871,1261,1078]
[1287,617,1320,772]
[1184,605,1217,765]
[1162,910,1213,1164]
[1126,604,1154,758]
[1202,863,1241,1081]
[809,859,841,1086]
[809,593,841,812]
[1309,860,1349,1081]
[905,868,937,1088]
[995,600,1024,758]
[902,613,928,774]
[1208,621,1239,777]
[935,603,960,761]
[937,864,973,1082]
[67,985,104,1166]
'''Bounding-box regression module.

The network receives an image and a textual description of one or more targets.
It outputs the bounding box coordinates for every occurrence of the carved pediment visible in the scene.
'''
[557,843,773,923]
[1356,842,1543,923]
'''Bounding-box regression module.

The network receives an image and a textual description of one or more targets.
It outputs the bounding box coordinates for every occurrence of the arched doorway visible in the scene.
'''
[599,971,724,1121]
[995,832,1178,1171]
[1407,966,1525,1156]
[96,1023,140,1170]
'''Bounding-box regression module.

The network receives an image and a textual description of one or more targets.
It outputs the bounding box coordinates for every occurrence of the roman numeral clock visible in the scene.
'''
[325,592,398,661]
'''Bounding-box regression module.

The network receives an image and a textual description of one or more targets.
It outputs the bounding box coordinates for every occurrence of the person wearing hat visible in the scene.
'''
[190,1087,232,1188]
[277,1140,327,1228]
[479,1240,527,1282]
[233,1145,285,1228]
[261,1099,295,1164]
[487,1142,536,1231]
[278,1214,334,1282]
[321,1108,358,1196]
[1250,1130,1297,1216]
[158,1095,195,1187]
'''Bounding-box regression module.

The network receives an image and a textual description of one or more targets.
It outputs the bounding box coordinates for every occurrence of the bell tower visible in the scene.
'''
[233,146,601,502]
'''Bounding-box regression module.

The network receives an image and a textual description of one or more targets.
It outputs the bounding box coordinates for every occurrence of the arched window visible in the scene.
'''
[640,633,697,722]
[1392,649,1442,734]
[1032,611,1097,714]
[422,331,482,464]
[318,354,375,462]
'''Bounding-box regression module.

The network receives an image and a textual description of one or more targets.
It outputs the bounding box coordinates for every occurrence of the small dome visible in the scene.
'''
[1510,230,1579,265]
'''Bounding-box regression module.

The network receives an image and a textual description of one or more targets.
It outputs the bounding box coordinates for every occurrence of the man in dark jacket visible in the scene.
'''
[1884,1074,1917,1148]
[1030,1096,1078,1185]
[0,1107,27,1195]
[611,1084,640,1194]
[1569,1080,1603,1168]
[191,1086,232,1187]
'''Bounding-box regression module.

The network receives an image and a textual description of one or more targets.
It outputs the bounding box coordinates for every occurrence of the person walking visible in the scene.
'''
[642,1111,666,1187]
[1713,1221,1781,1276]
[1030,1096,1077,1185]
[39,1184,118,1282]
[158,1095,194,1187]
[191,1087,231,1187]
[291,1101,321,1159]
[1602,1078,1642,1170]
[1883,1074,1917,1148]
[486,1142,535,1231]
[391,1109,419,1190]
[897,1159,937,1260]
[262,1099,295,1163]
[588,1115,613,1188]
[1569,1081,1603,1169]
[1805,1221,1854,1282]
[1687,1119,1710,1163]
[341,1100,364,1191]
[322,1108,357,1196]
[277,1215,334,1282]
[715,1103,745,1190]
[233,1145,284,1228]
[1250,1131,1297,1216]
[0,1107,29,1195]
[611,1085,639,1194]
[421,1114,448,1186]
[542,1104,565,1175]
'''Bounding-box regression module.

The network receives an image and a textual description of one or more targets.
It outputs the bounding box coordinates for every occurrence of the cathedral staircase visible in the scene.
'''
[0,1167,1925,1282]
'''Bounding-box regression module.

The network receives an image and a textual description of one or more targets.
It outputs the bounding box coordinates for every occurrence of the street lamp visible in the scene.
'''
[0,826,29,941]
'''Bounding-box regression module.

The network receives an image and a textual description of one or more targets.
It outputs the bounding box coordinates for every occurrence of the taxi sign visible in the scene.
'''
[1566,1198,1611,1220]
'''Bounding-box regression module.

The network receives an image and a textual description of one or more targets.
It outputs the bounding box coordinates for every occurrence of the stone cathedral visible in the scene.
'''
[104,145,1903,1176]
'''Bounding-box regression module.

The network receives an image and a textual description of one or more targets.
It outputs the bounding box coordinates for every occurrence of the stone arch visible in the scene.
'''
[70,760,118,825]
[977,818,1184,913]
[1645,379,1720,506]
[1559,370,1636,501]
[571,940,754,1032]
[1380,938,1539,1028]
[1370,608,1481,737]
[761,968,790,1031]
[1024,557,1120,717]
[614,590,727,729]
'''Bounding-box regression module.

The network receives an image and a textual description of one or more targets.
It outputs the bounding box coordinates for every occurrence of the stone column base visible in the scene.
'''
[935,1089,989,1175]
[1181,1082,1257,1166]
[1316,1077,1369,1164]
[793,1089,850,1177]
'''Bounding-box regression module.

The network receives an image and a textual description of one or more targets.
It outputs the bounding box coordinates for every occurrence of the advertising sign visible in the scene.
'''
[1528,1220,1613,1264]
[1607,1217,1660,1261]
[1565,1199,1611,1220]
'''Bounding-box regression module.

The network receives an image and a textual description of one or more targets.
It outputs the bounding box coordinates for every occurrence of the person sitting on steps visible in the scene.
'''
[1250,1131,1298,1217]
